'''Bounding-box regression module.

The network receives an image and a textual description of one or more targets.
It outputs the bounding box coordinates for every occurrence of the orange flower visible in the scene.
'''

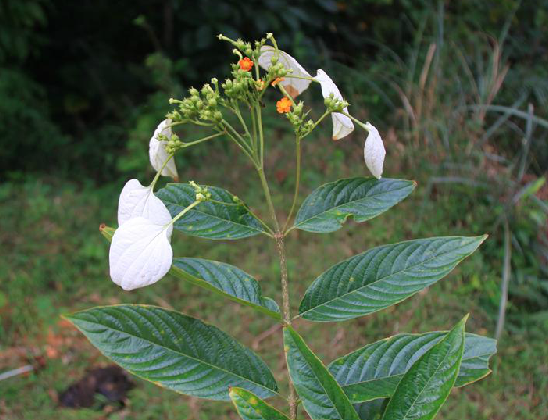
[276,97,292,113]
[239,57,254,71]
[271,77,285,86]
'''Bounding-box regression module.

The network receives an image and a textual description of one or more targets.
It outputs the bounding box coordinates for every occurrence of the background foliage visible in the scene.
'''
[0,0,547,419]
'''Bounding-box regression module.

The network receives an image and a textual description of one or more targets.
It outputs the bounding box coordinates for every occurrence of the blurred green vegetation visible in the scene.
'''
[1,0,547,419]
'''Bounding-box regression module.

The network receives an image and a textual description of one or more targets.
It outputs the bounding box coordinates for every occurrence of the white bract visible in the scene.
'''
[110,180,175,290]
[117,178,172,226]
[258,46,312,97]
[149,119,178,180]
[363,123,386,179]
[109,217,173,290]
[314,69,354,140]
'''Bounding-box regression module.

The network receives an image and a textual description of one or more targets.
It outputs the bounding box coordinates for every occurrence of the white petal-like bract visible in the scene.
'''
[258,46,312,97]
[363,123,386,179]
[314,69,354,140]
[109,217,173,290]
[117,179,173,227]
[149,119,178,180]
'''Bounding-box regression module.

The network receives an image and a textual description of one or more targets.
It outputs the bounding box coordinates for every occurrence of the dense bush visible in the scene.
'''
[1,0,547,179]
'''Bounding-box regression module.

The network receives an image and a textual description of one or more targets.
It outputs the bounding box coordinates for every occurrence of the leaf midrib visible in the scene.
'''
[300,238,477,317]
[295,180,411,228]
[170,201,265,235]
[159,185,266,235]
[73,314,277,396]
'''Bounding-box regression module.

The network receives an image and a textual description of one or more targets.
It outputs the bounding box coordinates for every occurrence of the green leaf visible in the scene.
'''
[380,316,467,420]
[283,327,360,420]
[293,178,415,233]
[230,387,290,420]
[329,332,496,403]
[66,305,278,401]
[100,224,115,241]
[157,183,270,240]
[171,258,281,320]
[299,236,487,322]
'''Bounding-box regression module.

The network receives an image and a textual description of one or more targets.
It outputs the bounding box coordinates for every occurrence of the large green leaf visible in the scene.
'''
[171,258,281,320]
[329,332,496,403]
[283,327,360,420]
[66,305,278,401]
[299,236,487,322]
[230,387,290,420]
[292,178,415,233]
[380,316,467,420]
[157,183,270,240]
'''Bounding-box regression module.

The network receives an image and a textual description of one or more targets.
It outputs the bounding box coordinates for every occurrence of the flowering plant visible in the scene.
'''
[66,34,496,420]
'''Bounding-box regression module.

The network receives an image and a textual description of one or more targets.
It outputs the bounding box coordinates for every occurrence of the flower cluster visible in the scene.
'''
[169,82,223,125]
[107,33,387,292]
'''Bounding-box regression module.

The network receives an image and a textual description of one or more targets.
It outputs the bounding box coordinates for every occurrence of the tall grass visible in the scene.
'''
[350,1,548,338]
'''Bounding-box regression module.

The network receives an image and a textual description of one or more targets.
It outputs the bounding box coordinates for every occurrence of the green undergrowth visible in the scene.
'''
[0,130,546,419]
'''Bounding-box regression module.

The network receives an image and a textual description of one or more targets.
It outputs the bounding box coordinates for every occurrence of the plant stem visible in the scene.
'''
[256,162,297,419]
[150,153,175,189]
[256,104,266,166]
[182,131,225,148]
[283,137,302,233]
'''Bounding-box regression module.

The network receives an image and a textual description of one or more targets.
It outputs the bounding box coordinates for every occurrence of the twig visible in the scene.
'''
[0,365,33,381]
[252,324,282,350]
[495,219,512,341]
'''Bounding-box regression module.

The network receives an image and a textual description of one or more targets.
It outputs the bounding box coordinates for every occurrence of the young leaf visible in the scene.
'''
[283,327,360,420]
[380,316,467,420]
[171,258,281,320]
[293,178,415,233]
[328,332,496,403]
[229,387,290,420]
[65,305,278,401]
[157,183,270,240]
[299,236,487,322]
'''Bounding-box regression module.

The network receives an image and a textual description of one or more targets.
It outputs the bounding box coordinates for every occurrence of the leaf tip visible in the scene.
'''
[99,224,115,242]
